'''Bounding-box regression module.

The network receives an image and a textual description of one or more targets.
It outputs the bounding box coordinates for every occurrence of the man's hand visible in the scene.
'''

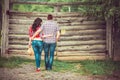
[56,31,60,42]
[56,36,60,42]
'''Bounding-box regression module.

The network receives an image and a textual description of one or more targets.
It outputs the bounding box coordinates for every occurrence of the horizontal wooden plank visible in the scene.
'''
[9,24,105,33]
[10,13,104,23]
[9,18,105,25]
[57,19,104,23]
[57,44,106,51]
[9,24,30,28]
[73,21,105,25]
[8,44,106,51]
[9,11,83,17]
[9,34,29,40]
[56,56,106,61]
[58,16,104,20]
[9,40,106,46]
[57,50,106,53]
[9,31,28,35]
[9,11,103,19]
[9,45,28,50]
[9,29,105,36]
[60,25,105,30]
[8,50,57,56]
[56,12,103,17]
[9,11,53,16]
[9,29,29,34]
[9,16,99,21]
[6,54,56,60]
[9,39,105,46]
[57,52,106,56]
[9,15,46,20]
[6,54,105,61]
[10,1,103,6]
[61,29,105,36]
[9,16,87,21]
[8,50,29,54]
[9,19,33,25]
[60,35,105,41]
[57,40,106,46]
[9,40,28,45]
[9,25,30,31]
[59,23,105,26]
[9,34,29,38]
[8,34,105,41]
[57,17,97,21]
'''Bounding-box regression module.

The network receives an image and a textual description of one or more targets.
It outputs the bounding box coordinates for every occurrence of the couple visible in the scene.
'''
[29,14,60,72]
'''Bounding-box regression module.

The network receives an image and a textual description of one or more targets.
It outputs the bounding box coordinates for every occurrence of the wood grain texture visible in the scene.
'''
[7,10,106,60]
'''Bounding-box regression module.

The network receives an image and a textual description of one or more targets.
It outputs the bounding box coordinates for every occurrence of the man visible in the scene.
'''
[31,14,60,70]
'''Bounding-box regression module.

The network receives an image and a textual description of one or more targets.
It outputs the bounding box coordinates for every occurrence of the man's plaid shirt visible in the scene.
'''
[41,20,60,43]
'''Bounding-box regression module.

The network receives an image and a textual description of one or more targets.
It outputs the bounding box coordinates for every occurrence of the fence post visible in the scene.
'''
[112,0,120,61]
[9,0,13,10]
[1,0,9,56]
[106,17,113,59]
[53,5,61,59]
[54,5,61,12]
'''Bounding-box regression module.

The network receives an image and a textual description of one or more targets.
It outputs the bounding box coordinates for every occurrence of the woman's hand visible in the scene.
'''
[42,33,53,38]
[28,39,32,48]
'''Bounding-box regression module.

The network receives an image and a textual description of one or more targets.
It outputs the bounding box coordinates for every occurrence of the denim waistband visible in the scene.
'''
[32,40,43,42]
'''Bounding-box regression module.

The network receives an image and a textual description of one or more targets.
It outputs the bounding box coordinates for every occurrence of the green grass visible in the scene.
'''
[76,60,115,75]
[0,56,120,75]
[0,56,34,68]
[53,60,120,75]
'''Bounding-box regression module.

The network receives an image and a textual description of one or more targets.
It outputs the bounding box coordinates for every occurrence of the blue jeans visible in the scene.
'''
[43,42,56,70]
[32,40,43,68]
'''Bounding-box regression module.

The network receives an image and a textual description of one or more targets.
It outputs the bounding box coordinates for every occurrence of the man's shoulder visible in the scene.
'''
[43,20,58,25]
[43,20,49,24]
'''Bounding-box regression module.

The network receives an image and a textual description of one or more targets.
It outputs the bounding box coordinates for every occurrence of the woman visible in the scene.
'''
[28,18,52,72]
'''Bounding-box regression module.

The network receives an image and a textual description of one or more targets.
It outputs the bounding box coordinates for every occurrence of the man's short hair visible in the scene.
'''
[47,14,53,20]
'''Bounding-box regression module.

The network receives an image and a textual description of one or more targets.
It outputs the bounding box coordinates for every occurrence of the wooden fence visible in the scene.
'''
[1,0,112,60]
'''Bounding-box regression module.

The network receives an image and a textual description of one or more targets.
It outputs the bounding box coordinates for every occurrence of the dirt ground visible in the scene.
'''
[0,63,120,80]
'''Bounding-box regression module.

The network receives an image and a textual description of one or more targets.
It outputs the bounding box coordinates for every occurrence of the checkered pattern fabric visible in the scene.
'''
[41,20,60,43]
